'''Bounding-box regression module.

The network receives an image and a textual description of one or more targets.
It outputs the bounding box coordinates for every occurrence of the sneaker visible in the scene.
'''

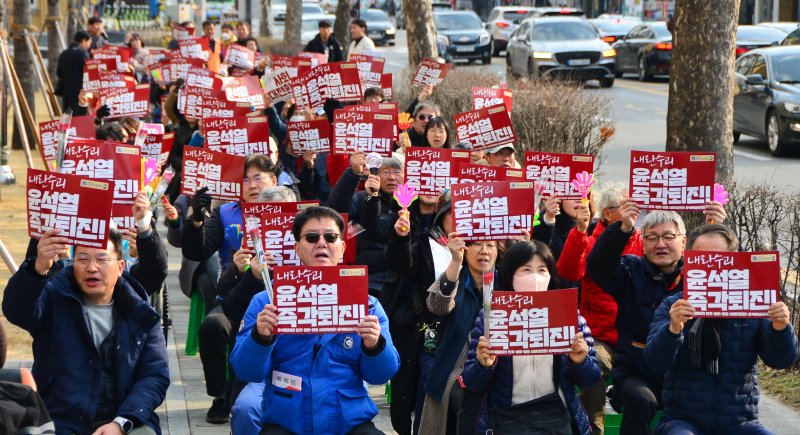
[206,397,230,424]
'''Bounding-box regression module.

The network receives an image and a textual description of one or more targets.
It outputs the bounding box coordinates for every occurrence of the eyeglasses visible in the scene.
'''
[468,242,497,252]
[379,169,403,177]
[643,233,682,243]
[417,114,435,121]
[299,232,341,244]
[243,175,264,185]
[74,253,119,266]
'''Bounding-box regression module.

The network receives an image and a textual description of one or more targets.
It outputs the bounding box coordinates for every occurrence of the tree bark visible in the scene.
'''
[46,0,60,82]
[260,0,273,38]
[403,0,438,70]
[284,0,302,44]
[11,0,35,151]
[666,0,739,230]
[334,0,351,56]
[67,0,79,38]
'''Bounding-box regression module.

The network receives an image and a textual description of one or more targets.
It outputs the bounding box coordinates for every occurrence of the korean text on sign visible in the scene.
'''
[683,251,781,318]
[333,111,395,156]
[288,119,331,155]
[61,141,141,204]
[241,201,319,235]
[457,163,524,184]
[472,87,513,113]
[524,152,595,200]
[451,181,536,242]
[489,288,578,356]
[411,57,453,87]
[350,54,386,88]
[293,63,363,110]
[405,147,471,196]
[454,104,516,152]
[629,151,716,211]
[27,168,114,249]
[181,148,244,201]
[273,266,369,334]
[203,117,271,157]
[261,213,301,267]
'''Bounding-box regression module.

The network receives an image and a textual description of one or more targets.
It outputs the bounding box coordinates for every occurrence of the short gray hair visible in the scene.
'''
[642,211,686,235]
[413,101,441,117]
[596,181,626,215]
[381,156,403,171]
[258,186,297,203]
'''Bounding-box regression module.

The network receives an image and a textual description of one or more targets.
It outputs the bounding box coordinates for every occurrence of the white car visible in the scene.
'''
[301,14,336,45]
[273,0,287,21]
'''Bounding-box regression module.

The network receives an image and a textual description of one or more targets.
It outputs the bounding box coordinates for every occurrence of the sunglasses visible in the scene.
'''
[417,114,434,121]
[299,232,341,244]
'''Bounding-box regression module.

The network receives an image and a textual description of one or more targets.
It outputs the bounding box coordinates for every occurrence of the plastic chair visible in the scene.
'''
[185,288,205,356]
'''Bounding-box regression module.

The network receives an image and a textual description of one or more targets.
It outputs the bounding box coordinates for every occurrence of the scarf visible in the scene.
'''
[687,318,721,374]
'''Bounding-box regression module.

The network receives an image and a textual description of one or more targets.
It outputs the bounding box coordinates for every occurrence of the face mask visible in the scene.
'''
[513,272,550,292]
[221,33,231,41]
[289,115,305,122]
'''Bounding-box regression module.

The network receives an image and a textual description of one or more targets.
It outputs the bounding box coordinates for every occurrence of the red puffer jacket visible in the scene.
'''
[557,220,643,347]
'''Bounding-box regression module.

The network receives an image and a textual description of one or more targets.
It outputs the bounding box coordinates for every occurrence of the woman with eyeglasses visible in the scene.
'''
[460,240,599,435]
[408,101,442,148]
[422,117,452,149]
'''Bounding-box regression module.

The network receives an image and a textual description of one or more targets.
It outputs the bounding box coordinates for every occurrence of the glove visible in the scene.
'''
[174,78,185,90]
[190,187,212,223]
[96,104,111,119]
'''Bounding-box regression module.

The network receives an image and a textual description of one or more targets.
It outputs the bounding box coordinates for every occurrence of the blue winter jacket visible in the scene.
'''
[2,260,169,435]
[230,289,400,434]
[645,293,799,434]
[461,309,600,435]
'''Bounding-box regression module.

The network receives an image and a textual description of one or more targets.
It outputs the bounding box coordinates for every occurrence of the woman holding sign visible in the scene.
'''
[460,241,600,435]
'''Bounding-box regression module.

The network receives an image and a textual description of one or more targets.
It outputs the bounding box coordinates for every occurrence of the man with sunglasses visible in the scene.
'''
[229,206,400,434]
[3,219,169,433]
[586,199,726,435]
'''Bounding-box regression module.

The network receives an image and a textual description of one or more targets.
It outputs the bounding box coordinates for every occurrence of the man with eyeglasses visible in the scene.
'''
[586,198,726,435]
[229,206,400,434]
[3,203,169,434]
[329,155,405,295]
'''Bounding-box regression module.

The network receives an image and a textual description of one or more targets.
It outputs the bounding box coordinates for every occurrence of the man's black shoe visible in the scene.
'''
[206,397,230,424]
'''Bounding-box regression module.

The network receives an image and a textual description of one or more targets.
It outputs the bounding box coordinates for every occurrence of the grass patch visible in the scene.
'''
[759,363,800,411]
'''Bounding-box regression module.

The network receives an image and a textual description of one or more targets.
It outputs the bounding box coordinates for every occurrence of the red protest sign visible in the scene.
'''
[333,110,395,156]
[167,57,207,81]
[288,119,331,155]
[298,51,328,66]
[61,140,142,205]
[147,48,171,66]
[84,58,118,72]
[273,266,369,334]
[451,181,536,241]
[472,87,513,113]
[178,37,210,61]
[99,85,150,119]
[92,45,132,73]
[683,251,781,318]
[457,163,524,183]
[404,147,471,196]
[27,168,113,249]
[454,104,516,151]
[349,54,385,88]
[242,201,319,232]
[172,24,195,40]
[181,147,245,201]
[111,203,136,231]
[489,288,578,356]
[271,56,313,77]
[293,62,363,109]
[226,44,256,70]
[261,213,301,266]
[629,151,716,211]
[223,75,267,110]
[178,87,252,120]
[343,102,398,114]
[380,73,393,100]
[186,66,223,90]
[262,68,296,103]
[140,132,174,169]
[412,57,453,87]
[39,116,95,165]
[524,152,595,200]
[203,117,271,156]
[83,67,136,92]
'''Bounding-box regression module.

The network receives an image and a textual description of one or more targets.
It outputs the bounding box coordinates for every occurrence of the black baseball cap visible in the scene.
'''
[319,20,332,28]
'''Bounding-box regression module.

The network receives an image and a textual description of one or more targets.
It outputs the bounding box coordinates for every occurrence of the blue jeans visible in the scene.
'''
[655,417,773,435]
[232,381,265,435]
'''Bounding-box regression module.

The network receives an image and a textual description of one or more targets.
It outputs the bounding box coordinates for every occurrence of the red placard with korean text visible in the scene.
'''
[489,288,578,356]
[271,56,313,77]
[241,201,319,238]
[454,104,516,152]
[298,51,328,66]
[181,148,244,201]
[111,203,135,231]
[472,87,513,113]
[178,37,210,61]
[273,266,369,334]
[293,63,363,109]
[140,132,174,169]
[349,54,385,88]
[629,151,716,211]
[167,57,207,81]
[412,57,453,87]
[61,140,142,205]
[186,66,223,90]
[451,181,536,242]
[39,116,96,165]
[172,24,194,40]
[288,119,331,155]
[262,68,296,103]
[380,73,393,99]
[683,251,781,318]
[84,58,118,72]
[261,213,301,266]
[404,147,471,196]
[92,45,132,72]
[333,110,395,156]
[27,168,113,249]
[223,75,267,110]
[84,67,136,92]
[203,117,271,156]
[226,44,256,70]
[524,152,595,200]
[178,87,253,120]
[147,48,171,66]
[343,102,398,114]
[100,85,150,119]
[457,163,524,183]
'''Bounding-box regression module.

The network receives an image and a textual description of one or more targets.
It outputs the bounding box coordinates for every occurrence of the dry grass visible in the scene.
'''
[759,364,800,411]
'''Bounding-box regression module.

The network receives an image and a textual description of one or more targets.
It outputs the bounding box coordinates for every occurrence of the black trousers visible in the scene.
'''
[389,325,421,435]
[199,305,233,398]
[261,421,384,434]
[615,375,660,435]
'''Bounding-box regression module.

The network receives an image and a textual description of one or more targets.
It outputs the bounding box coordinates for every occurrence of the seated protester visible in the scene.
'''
[482,143,519,169]
[2,227,169,433]
[229,206,400,434]
[163,78,200,202]
[421,116,451,149]
[417,234,500,435]
[363,86,385,104]
[645,224,799,435]
[586,199,727,435]
[462,240,600,435]
[557,182,641,434]
[407,101,441,148]
[303,19,344,63]
[96,121,130,143]
[328,154,404,295]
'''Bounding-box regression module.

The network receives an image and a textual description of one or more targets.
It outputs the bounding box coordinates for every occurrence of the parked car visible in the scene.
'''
[781,27,800,45]
[613,21,672,81]
[736,25,786,57]
[363,9,396,46]
[304,2,325,15]
[589,17,641,44]
[733,46,800,156]
[506,16,616,87]
[434,10,492,64]
[273,1,324,21]
[485,6,536,56]
[757,22,800,34]
[525,7,585,18]
[300,14,336,45]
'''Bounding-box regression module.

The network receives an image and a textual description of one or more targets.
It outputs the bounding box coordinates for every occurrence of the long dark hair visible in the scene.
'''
[498,240,560,291]
[422,116,451,149]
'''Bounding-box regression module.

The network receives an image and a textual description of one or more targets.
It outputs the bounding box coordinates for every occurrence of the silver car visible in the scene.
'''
[485,6,536,56]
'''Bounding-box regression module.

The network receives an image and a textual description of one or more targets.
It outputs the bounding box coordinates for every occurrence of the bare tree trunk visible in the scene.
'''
[0,0,7,164]
[67,0,79,38]
[403,0,438,70]
[334,0,351,57]
[11,0,35,151]
[666,0,739,230]
[46,0,60,82]
[284,0,302,44]
[260,0,273,38]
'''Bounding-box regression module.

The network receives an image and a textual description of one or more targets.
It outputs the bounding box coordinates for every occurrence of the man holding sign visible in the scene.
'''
[229,206,399,434]
[645,224,798,435]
